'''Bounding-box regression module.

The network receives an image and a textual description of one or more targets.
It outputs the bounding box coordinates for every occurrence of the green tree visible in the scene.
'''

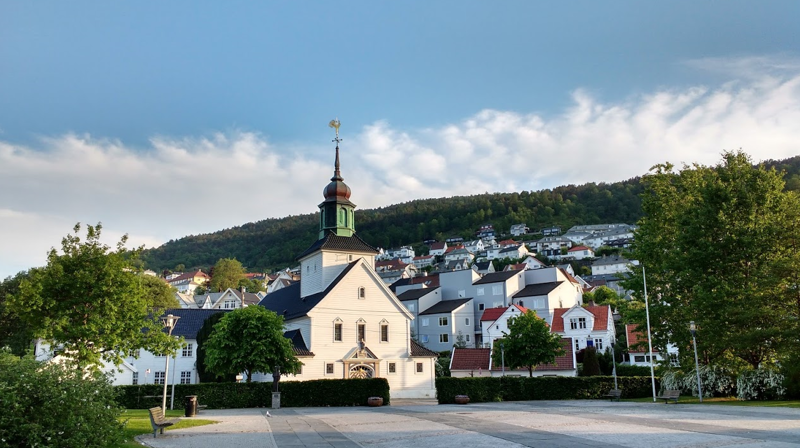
[8,223,182,370]
[580,346,601,376]
[204,305,301,382]
[0,272,37,355]
[238,276,266,293]
[492,310,566,377]
[454,331,468,348]
[195,312,235,383]
[209,258,245,292]
[140,274,180,308]
[194,285,207,295]
[625,151,800,368]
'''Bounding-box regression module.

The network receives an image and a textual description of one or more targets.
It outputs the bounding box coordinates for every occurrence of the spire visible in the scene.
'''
[329,118,343,181]
[320,119,355,238]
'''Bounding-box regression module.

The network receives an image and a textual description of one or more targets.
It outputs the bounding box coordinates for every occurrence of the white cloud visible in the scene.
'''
[2,56,800,278]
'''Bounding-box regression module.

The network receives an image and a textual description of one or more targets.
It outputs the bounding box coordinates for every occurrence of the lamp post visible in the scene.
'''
[500,342,505,376]
[161,314,180,413]
[611,341,618,391]
[643,265,657,402]
[689,321,703,403]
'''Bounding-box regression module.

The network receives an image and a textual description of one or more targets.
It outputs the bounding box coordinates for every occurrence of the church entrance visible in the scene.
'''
[348,364,375,379]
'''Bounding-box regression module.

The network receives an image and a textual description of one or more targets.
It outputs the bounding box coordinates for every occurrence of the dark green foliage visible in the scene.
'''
[0,272,36,355]
[781,353,800,399]
[0,351,125,447]
[435,376,659,404]
[115,378,390,409]
[195,312,235,383]
[615,364,653,377]
[581,347,601,376]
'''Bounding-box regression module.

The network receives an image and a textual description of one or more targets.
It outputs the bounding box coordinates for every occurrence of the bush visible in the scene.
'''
[737,368,786,401]
[435,376,658,403]
[781,354,800,399]
[661,365,736,397]
[615,364,652,377]
[116,378,390,409]
[580,347,601,376]
[0,351,125,448]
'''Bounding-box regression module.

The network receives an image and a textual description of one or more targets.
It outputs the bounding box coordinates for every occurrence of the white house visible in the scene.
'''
[510,223,529,236]
[566,245,595,260]
[464,239,485,254]
[412,255,435,269]
[550,305,615,354]
[417,298,475,351]
[254,140,438,398]
[625,323,679,367]
[497,244,529,260]
[479,304,528,349]
[591,255,638,276]
[429,241,447,256]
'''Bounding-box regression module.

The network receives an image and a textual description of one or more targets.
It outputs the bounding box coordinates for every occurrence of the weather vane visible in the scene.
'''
[328,118,341,145]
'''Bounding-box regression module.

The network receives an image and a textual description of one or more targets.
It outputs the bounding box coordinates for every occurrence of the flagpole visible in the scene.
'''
[643,265,657,402]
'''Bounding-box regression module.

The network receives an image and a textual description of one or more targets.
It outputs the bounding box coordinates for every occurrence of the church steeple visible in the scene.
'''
[319,119,356,239]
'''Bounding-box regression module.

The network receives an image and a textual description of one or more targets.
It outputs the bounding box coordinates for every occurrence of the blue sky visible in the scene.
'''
[1,1,799,277]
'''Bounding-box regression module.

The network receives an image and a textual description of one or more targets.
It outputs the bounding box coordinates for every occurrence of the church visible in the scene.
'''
[256,123,438,399]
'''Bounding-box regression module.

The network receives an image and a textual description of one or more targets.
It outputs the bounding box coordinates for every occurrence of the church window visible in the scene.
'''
[381,322,389,342]
[357,320,366,342]
[333,319,343,342]
[326,363,334,374]
[358,287,366,299]
[416,362,423,373]
[388,362,396,373]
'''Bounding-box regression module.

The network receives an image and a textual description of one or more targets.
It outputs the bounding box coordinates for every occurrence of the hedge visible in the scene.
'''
[116,378,390,409]
[435,376,659,404]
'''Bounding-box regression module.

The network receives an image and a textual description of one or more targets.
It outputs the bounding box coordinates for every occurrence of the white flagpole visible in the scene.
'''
[643,265,657,402]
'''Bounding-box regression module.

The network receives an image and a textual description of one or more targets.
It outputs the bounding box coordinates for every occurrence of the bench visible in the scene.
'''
[604,389,622,402]
[148,407,180,438]
[657,389,680,404]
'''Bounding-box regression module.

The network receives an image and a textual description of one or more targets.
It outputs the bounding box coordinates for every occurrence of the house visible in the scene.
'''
[412,255,435,269]
[396,287,442,341]
[378,246,416,264]
[566,245,595,260]
[472,260,496,275]
[497,239,519,248]
[561,230,593,245]
[417,298,475,351]
[267,269,299,294]
[503,263,527,272]
[463,239,485,254]
[497,244,529,260]
[510,223,529,236]
[479,304,528,349]
[511,267,583,323]
[550,305,615,354]
[591,255,638,276]
[166,270,210,294]
[255,139,438,399]
[533,236,574,258]
[174,288,261,309]
[583,226,636,249]
[476,225,496,240]
[439,259,469,272]
[429,241,448,257]
[445,236,464,245]
[449,339,576,377]
[444,247,474,263]
[485,244,502,260]
[471,269,526,319]
[541,226,562,236]
[625,324,679,367]
[520,255,547,270]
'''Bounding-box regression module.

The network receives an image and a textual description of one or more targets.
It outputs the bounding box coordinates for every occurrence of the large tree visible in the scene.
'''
[492,310,565,377]
[0,271,38,355]
[625,151,800,368]
[203,305,301,382]
[209,258,245,292]
[8,223,182,370]
[140,274,180,308]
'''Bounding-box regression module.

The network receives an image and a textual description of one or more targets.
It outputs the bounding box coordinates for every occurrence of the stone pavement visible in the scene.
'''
[138,399,800,448]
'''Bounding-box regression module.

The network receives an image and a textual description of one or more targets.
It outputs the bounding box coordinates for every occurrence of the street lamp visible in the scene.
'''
[610,341,618,391]
[161,313,180,413]
[689,321,703,403]
[500,342,505,376]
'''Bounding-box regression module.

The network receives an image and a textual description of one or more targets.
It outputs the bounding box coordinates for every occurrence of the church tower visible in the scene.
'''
[296,120,378,298]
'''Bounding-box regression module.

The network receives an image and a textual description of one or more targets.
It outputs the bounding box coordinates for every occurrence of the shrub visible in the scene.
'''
[737,368,786,401]
[661,365,736,397]
[116,378,390,409]
[615,364,652,377]
[0,351,125,448]
[781,354,800,399]
[580,347,601,376]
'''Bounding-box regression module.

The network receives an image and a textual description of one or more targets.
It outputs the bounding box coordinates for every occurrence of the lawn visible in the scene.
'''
[625,396,800,408]
[115,409,218,447]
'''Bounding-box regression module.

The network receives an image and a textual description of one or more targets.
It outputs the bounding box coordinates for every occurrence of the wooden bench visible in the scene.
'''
[148,407,180,438]
[604,389,622,402]
[657,389,680,404]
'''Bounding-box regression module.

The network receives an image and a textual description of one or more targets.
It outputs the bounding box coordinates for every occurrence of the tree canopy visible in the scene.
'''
[209,258,245,292]
[0,272,38,355]
[492,310,565,377]
[624,151,800,368]
[8,223,182,370]
[140,274,180,308]
[203,305,301,382]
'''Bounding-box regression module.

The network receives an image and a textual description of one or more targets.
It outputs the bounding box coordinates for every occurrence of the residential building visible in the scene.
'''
[417,298,474,351]
[479,304,528,349]
[497,244,529,260]
[449,339,576,377]
[533,236,574,258]
[550,305,615,353]
[591,255,638,276]
[464,239,485,254]
[411,255,435,269]
[541,226,562,236]
[429,241,448,257]
[396,287,442,341]
[625,324,679,367]
[510,223,529,236]
[472,260,496,275]
[566,245,595,260]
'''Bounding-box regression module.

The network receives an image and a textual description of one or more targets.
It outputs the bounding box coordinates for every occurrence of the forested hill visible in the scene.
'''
[141,155,800,273]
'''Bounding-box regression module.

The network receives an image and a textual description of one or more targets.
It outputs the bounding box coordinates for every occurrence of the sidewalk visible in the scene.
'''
[138,400,800,448]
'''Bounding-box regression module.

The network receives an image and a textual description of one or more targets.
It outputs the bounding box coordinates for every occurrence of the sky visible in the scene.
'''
[1,1,799,278]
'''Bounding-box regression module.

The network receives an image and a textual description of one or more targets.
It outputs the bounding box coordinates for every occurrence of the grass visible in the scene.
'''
[624,396,800,408]
[115,409,218,447]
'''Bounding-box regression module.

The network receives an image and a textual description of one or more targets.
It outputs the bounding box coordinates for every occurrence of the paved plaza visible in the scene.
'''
[138,399,800,448]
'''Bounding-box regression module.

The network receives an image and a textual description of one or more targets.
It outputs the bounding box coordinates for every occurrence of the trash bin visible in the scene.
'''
[184,395,198,417]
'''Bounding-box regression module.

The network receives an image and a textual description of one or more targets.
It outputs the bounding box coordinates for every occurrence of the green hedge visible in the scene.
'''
[116,378,390,409]
[435,376,658,404]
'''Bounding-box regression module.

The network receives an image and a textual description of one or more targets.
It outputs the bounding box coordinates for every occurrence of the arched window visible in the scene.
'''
[379,319,389,343]
[358,287,366,299]
[333,318,343,342]
[356,318,366,343]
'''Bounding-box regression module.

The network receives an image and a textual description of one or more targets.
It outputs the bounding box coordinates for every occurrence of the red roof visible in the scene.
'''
[480,304,529,322]
[550,305,610,332]
[450,348,492,370]
[626,324,659,353]
[444,245,463,254]
[376,259,408,270]
[498,239,518,247]
[534,338,575,371]
[505,263,527,272]
[430,242,446,250]
[413,255,434,260]
[568,245,591,252]
[167,270,209,283]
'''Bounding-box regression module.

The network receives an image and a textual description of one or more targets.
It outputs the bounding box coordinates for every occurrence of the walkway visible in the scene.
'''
[138,400,800,448]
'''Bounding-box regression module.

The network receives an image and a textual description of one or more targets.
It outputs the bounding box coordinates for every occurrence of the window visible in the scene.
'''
[438,317,448,326]
[297,364,303,375]
[326,363,334,374]
[154,371,165,385]
[182,343,193,357]
[594,339,604,350]
[477,287,485,296]
[408,303,415,312]
[575,339,580,351]
[518,300,524,307]
[224,299,236,309]
[334,320,343,342]
[381,322,389,342]
[478,304,485,311]
[421,318,429,327]
[180,371,192,384]
[492,285,503,295]
[458,290,466,298]
[421,335,429,343]
[634,355,645,363]
[439,334,449,343]
[465,318,470,326]
[358,287,366,299]
[357,323,366,342]
[128,349,139,358]
[669,353,679,366]
[416,362,423,373]
[578,317,587,329]
[466,334,470,342]
[132,372,138,385]
[388,362,396,373]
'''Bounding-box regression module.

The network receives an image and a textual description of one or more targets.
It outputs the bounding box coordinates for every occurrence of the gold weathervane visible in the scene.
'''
[329,118,341,143]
